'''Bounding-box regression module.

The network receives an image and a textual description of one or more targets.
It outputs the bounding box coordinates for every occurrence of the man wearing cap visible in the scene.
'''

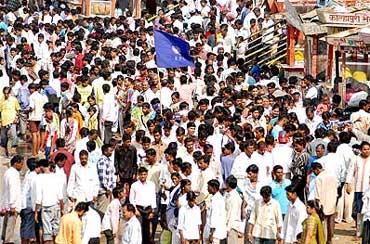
[272,131,293,179]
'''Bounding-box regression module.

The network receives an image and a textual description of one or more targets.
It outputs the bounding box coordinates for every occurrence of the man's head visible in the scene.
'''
[74,202,89,218]
[207,179,220,195]
[11,155,24,171]
[225,175,237,192]
[137,167,148,182]
[122,133,132,148]
[2,86,11,100]
[38,159,50,173]
[145,148,157,164]
[361,141,370,158]
[79,150,89,166]
[54,153,67,169]
[27,157,40,173]
[122,203,136,221]
[102,144,113,158]
[260,186,272,203]
[311,162,323,176]
[197,155,210,171]
[246,164,259,182]
[272,165,284,182]
[285,184,298,203]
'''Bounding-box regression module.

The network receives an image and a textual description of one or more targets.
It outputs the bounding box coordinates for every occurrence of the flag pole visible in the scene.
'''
[157,68,163,116]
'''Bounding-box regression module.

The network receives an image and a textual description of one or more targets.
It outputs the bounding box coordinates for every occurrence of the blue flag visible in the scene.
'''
[154,30,194,68]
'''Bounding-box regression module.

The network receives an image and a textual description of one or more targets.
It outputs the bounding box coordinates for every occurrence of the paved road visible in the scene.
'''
[0,143,363,243]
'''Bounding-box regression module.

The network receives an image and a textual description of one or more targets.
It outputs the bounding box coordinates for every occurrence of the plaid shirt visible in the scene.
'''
[97,155,116,193]
[291,151,309,179]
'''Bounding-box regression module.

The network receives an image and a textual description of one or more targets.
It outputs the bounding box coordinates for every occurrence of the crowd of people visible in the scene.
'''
[0,0,370,244]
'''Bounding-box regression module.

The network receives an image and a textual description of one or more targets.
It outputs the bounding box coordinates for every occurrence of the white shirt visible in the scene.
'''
[82,207,102,244]
[122,216,142,244]
[272,144,293,174]
[231,152,257,188]
[74,137,89,163]
[225,189,244,233]
[252,152,273,185]
[29,91,48,121]
[178,204,202,240]
[21,171,38,210]
[204,192,227,240]
[283,198,307,243]
[316,153,344,185]
[102,93,118,123]
[249,198,283,239]
[347,155,370,193]
[67,163,100,203]
[129,180,157,209]
[336,143,355,183]
[55,166,67,202]
[35,172,63,207]
[102,198,121,234]
[1,167,22,212]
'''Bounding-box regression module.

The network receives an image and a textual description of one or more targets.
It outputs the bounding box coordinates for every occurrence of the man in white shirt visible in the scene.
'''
[1,155,24,244]
[283,184,307,244]
[67,150,100,205]
[336,132,355,223]
[272,131,293,179]
[204,179,227,244]
[248,186,283,243]
[101,84,118,144]
[345,141,370,237]
[122,203,142,244]
[225,175,244,243]
[20,158,41,243]
[28,83,48,156]
[231,140,257,188]
[178,191,202,243]
[82,205,102,244]
[313,162,338,244]
[129,167,157,244]
[35,159,64,243]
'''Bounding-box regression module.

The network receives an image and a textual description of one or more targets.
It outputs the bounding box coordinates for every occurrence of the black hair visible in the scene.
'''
[207,179,220,190]
[79,150,89,157]
[272,165,283,173]
[27,158,38,171]
[246,164,259,173]
[10,155,24,166]
[54,153,67,162]
[226,175,237,189]
[86,140,96,152]
[38,159,49,168]
[112,187,124,198]
[102,144,113,154]
[124,203,136,213]
[260,185,272,197]
[186,191,197,201]
[138,167,148,173]
[306,200,324,220]
[75,202,89,212]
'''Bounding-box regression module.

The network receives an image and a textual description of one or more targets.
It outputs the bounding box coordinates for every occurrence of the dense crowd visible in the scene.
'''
[0,0,370,244]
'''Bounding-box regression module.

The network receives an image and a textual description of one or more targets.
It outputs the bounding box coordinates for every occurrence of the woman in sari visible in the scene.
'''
[60,108,78,152]
[301,200,326,244]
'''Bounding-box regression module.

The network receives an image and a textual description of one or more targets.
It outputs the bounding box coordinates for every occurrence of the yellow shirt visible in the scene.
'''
[0,96,20,126]
[76,85,93,104]
[55,212,82,244]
